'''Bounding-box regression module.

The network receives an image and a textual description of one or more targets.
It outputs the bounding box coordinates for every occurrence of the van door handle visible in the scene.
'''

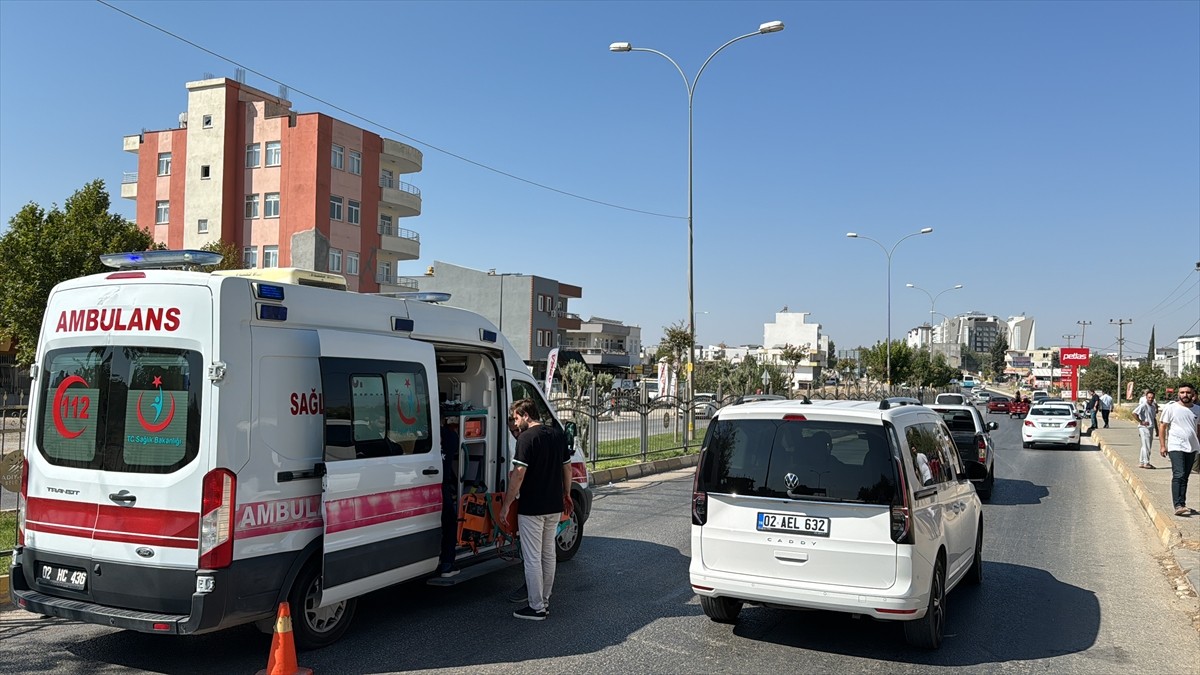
[109,490,136,506]
[423,467,439,476]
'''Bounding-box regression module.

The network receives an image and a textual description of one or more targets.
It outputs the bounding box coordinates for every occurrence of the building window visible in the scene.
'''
[346,252,359,276]
[245,194,259,219]
[378,261,392,284]
[329,195,343,221]
[265,141,281,166]
[265,192,280,218]
[329,248,342,273]
[155,200,169,224]
[379,214,393,235]
[263,246,279,268]
[246,143,260,168]
[157,152,171,176]
[538,295,544,312]
[200,165,211,180]
[202,115,213,128]
[537,331,543,347]
[243,246,257,268]
[381,168,393,188]
[347,200,360,225]
[331,144,344,170]
[197,218,208,234]
[349,150,362,175]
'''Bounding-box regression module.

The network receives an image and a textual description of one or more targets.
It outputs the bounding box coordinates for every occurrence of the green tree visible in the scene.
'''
[198,240,247,271]
[989,333,1009,379]
[1079,356,1118,395]
[858,340,916,385]
[961,349,982,374]
[779,343,807,394]
[1146,326,1155,364]
[654,320,691,369]
[0,180,154,366]
[826,339,837,369]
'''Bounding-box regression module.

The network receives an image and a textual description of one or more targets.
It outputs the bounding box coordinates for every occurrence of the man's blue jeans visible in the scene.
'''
[1168,451,1196,509]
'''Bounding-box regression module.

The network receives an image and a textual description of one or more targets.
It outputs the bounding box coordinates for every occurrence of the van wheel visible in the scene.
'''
[966,522,984,585]
[904,560,946,649]
[700,595,743,624]
[556,500,584,562]
[287,563,356,650]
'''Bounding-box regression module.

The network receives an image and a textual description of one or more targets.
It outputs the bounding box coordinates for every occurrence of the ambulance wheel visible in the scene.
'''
[556,501,584,562]
[288,563,356,650]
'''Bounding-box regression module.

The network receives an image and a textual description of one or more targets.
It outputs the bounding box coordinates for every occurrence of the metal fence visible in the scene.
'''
[551,383,952,468]
[0,389,28,458]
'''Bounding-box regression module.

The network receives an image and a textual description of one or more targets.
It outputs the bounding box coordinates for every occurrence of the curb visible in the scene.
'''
[1093,433,1184,548]
[590,452,699,487]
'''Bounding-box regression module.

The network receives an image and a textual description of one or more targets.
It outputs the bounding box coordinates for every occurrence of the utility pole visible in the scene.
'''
[1062,334,1077,348]
[1110,319,1132,402]
[1077,320,1091,349]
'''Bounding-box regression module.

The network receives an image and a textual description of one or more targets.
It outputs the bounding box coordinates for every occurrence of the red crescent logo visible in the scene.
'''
[52,375,88,439]
[136,391,176,433]
[396,379,419,425]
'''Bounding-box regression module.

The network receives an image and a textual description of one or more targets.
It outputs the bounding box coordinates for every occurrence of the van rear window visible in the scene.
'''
[697,419,897,504]
[37,347,202,473]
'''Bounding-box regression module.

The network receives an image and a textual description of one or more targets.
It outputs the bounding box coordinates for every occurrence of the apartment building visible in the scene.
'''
[762,310,828,386]
[122,77,423,293]
[561,317,642,374]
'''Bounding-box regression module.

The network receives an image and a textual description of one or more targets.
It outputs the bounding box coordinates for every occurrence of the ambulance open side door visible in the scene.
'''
[316,330,442,606]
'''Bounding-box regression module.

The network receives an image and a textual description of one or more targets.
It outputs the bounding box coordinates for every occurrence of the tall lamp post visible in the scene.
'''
[611,20,784,441]
[906,283,962,350]
[847,228,934,385]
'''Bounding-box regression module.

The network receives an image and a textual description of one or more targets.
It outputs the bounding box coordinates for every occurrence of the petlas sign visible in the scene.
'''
[1060,347,1090,364]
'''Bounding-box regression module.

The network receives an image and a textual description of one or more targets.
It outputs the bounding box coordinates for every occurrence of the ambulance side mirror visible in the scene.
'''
[564,421,578,449]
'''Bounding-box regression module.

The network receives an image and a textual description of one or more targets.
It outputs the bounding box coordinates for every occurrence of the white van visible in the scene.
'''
[11,251,592,648]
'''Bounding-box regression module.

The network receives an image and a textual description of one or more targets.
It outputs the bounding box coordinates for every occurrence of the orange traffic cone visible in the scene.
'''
[256,602,313,675]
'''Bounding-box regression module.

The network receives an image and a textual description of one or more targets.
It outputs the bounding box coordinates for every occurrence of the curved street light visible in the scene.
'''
[906,282,963,349]
[611,20,784,441]
[846,228,934,385]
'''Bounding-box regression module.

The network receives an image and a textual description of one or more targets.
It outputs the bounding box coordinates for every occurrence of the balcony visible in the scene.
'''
[376,273,419,294]
[579,347,637,368]
[120,172,138,200]
[551,309,581,330]
[379,176,422,217]
[378,223,420,261]
[123,134,142,153]
[381,138,423,174]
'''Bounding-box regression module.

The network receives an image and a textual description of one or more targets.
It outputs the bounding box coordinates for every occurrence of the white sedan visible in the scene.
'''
[1022,403,1081,450]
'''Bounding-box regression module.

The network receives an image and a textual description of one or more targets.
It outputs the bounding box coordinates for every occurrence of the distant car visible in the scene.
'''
[1022,403,1081,450]
[931,404,998,500]
[972,390,991,404]
[1031,391,1050,404]
[731,393,786,406]
[934,393,968,405]
[692,393,718,419]
[986,396,1012,414]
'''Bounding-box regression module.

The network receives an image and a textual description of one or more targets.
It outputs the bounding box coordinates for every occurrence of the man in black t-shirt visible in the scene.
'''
[500,398,573,621]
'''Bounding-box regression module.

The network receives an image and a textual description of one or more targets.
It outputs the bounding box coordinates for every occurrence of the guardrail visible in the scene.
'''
[379,176,421,196]
[121,172,138,184]
[378,223,420,240]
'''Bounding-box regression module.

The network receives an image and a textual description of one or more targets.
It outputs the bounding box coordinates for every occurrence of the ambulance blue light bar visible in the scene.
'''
[480,329,498,343]
[100,250,224,269]
[258,305,288,322]
[255,283,286,301]
[393,318,415,332]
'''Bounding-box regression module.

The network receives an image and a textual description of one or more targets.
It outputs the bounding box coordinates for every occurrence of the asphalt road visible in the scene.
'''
[2,407,1198,674]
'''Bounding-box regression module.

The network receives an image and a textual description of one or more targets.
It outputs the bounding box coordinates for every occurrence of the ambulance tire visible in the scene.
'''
[288,562,357,650]
[555,500,584,562]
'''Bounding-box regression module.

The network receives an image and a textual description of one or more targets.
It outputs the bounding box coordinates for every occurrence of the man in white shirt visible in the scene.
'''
[1099,391,1114,428]
[1159,383,1200,516]
[1132,390,1158,469]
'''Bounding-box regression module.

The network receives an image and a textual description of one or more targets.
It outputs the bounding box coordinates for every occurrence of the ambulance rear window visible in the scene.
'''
[37,347,203,473]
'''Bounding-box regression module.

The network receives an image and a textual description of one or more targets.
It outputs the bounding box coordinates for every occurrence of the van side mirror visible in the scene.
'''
[564,421,578,448]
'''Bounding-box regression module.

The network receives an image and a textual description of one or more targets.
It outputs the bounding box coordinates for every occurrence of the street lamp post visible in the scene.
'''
[611,20,784,442]
[906,283,962,350]
[847,228,934,385]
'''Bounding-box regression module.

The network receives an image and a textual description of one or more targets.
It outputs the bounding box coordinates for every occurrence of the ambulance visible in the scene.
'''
[10,250,593,648]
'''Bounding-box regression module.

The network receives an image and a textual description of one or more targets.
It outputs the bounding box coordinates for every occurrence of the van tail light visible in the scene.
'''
[976,436,988,463]
[692,454,708,526]
[17,454,29,546]
[199,469,236,569]
[1024,420,1035,427]
[890,457,912,544]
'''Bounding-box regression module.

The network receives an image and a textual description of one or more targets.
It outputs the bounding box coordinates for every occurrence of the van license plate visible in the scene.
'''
[39,563,87,591]
[757,512,830,537]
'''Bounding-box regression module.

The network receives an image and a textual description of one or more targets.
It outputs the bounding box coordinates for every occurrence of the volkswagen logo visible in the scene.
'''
[135,547,155,559]
[784,472,800,490]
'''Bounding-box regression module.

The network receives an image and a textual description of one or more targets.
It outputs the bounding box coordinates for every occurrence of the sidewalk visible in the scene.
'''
[1091,416,1200,598]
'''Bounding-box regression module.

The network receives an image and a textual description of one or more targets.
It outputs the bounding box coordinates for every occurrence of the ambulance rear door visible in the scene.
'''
[316,330,442,605]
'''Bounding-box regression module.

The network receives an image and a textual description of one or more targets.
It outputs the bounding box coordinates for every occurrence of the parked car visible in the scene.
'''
[986,395,1012,414]
[690,398,983,649]
[934,393,968,405]
[692,393,718,419]
[930,404,998,500]
[1022,402,1081,450]
[972,389,991,404]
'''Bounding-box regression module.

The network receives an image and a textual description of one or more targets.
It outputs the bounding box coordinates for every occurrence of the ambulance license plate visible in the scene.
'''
[39,562,87,591]
[757,512,830,537]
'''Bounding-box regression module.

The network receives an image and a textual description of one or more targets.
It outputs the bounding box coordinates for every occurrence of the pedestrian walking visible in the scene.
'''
[1086,390,1100,433]
[1132,390,1158,469]
[1158,383,1200,517]
[500,398,573,621]
[1099,391,1114,428]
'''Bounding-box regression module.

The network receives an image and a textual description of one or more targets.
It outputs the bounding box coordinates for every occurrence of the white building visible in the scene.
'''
[762,310,828,387]
[1177,335,1200,377]
[1006,315,1037,352]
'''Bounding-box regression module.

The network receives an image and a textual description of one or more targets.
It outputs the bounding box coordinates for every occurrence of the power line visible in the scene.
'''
[95,0,684,222]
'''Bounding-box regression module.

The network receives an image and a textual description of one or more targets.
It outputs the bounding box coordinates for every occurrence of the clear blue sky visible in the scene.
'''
[2,1,1197,357]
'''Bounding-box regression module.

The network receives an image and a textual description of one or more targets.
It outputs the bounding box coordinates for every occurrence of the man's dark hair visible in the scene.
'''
[1179,382,1196,393]
[510,398,538,419]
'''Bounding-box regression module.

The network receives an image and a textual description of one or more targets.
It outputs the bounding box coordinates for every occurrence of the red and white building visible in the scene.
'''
[122,78,423,293]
